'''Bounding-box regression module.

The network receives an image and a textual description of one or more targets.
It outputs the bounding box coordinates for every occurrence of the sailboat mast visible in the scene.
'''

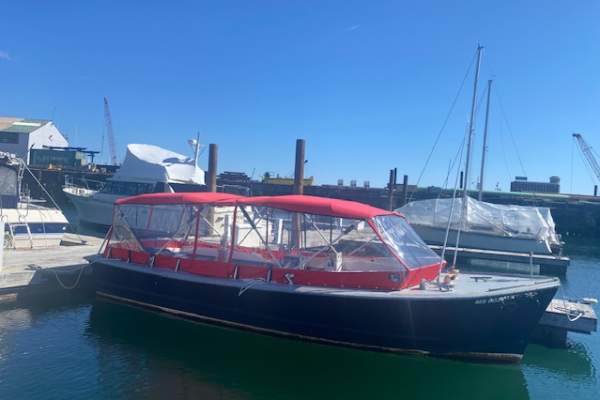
[478,79,493,201]
[463,45,484,202]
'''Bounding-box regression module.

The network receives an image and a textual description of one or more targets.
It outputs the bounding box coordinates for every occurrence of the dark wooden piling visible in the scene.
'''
[207,144,218,192]
[387,168,397,210]
[293,139,305,195]
[292,139,306,248]
[401,174,409,206]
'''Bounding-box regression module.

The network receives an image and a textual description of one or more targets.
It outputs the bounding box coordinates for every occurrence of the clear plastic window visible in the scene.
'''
[231,206,405,272]
[372,215,441,269]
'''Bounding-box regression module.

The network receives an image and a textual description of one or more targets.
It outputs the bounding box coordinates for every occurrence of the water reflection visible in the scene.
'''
[87,299,530,400]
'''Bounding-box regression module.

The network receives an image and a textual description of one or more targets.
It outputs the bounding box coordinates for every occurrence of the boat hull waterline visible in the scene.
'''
[92,259,558,362]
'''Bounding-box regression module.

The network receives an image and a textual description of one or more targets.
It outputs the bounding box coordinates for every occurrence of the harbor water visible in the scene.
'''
[0,241,598,400]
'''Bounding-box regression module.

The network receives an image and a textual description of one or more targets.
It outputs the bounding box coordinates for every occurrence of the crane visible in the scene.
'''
[103,97,118,165]
[573,133,600,183]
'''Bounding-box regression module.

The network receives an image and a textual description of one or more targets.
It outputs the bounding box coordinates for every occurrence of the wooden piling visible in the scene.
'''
[401,174,409,206]
[387,169,397,210]
[207,144,218,192]
[293,139,305,195]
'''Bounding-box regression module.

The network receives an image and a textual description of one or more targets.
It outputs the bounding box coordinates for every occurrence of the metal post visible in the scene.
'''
[401,174,409,206]
[478,79,493,201]
[293,139,306,195]
[594,185,598,197]
[207,143,218,192]
[0,220,4,271]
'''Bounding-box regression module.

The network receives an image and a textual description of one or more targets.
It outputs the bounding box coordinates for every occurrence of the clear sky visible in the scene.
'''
[1,1,599,194]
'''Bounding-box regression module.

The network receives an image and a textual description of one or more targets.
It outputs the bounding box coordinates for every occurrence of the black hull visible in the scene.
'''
[92,260,558,362]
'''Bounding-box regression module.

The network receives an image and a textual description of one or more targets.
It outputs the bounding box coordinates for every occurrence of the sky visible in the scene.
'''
[1,0,599,194]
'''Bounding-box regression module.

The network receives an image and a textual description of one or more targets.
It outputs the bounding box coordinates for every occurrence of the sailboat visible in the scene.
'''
[399,52,564,257]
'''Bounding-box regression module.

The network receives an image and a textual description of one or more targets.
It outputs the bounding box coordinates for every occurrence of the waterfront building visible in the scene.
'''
[0,117,69,163]
[510,176,560,194]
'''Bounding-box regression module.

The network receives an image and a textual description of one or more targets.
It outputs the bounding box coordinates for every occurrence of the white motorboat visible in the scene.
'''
[63,143,205,227]
[1,152,68,249]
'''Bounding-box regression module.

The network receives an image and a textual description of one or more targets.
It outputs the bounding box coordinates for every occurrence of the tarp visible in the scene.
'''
[110,144,205,185]
[398,196,560,244]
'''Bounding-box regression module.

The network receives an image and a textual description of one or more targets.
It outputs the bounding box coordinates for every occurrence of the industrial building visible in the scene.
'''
[0,117,69,163]
[510,176,560,194]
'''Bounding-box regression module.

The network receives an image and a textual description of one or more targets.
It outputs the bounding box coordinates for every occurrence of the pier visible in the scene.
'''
[534,299,598,347]
[0,233,101,303]
[430,244,570,276]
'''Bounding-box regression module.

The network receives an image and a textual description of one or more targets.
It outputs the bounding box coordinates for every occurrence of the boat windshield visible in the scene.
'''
[371,215,441,269]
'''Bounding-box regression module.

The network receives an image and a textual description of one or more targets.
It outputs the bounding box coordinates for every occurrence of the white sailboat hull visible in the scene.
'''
[412,224,553,255]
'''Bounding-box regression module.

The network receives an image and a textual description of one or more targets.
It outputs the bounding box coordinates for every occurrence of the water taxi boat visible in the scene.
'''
[89,193,559,362]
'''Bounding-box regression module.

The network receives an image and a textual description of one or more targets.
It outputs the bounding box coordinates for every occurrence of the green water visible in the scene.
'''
[0,246,598,399]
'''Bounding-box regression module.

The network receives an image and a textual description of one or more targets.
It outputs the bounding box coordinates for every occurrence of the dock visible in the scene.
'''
[430,244,570,276]
[0,233,102,303]
[534,298,598,347]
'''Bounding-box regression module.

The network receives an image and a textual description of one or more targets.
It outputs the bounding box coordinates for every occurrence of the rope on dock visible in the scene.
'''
[49,265,88,290]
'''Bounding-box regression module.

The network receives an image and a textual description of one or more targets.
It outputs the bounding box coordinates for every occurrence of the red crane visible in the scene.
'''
[573,133,600,183]
[103,97,118,165]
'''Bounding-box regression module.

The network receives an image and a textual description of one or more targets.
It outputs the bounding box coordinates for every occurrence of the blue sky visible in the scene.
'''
[1,0,599,194]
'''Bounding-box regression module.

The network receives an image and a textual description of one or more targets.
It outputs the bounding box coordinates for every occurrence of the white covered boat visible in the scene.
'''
[398,196,562,255]
[63,144,205,227]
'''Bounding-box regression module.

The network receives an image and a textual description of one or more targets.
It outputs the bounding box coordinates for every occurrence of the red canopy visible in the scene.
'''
[238,195,398,219]
[116,193,400,220]
[115,192,243,205]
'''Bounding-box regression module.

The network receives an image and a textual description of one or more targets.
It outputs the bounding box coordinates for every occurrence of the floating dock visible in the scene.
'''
[0,233,102,303]
[430,244,570,276]
[534,299,598,347]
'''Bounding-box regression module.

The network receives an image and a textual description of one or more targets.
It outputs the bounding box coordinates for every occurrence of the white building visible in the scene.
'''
[0,117,69,163]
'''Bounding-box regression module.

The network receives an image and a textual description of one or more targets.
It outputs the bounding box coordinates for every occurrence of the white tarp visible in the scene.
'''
[111,144,205,185]
[398,196,560,245]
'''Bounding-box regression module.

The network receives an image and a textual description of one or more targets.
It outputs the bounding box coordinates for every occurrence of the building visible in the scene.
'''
[0,117,69,163]
[510,176,560,194]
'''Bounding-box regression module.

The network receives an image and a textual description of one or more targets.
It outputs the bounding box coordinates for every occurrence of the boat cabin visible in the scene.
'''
[103,193,442,291]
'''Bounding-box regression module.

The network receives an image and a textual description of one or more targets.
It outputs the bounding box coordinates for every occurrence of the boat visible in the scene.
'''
[63,143,205,227]
[1,152,68,249]
[400,45,563,264]
[398,196,563,255]
[89,192,559,362]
